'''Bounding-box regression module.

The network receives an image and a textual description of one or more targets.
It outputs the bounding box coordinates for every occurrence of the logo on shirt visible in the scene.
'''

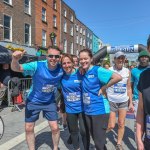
[88,74,94,78]
[74,80,81,83]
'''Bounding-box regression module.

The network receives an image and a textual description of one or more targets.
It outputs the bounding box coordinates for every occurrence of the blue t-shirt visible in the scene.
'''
[22,60,63,104]
[81,66,113,115]
[61,69,83,113]
[131,67,147,100]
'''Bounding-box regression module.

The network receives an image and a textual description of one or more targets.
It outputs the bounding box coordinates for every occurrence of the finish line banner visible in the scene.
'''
[107,45,138,54]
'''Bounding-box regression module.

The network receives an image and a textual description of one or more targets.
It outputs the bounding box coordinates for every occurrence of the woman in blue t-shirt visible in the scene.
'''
[61,54,89,150]
[79,49,122,150]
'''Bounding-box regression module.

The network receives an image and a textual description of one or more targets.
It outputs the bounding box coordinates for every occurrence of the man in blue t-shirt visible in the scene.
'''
[11,46,63,150]
[131,50,150,116]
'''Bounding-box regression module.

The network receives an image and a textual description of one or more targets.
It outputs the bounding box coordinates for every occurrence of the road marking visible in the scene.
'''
[0,121,49,150]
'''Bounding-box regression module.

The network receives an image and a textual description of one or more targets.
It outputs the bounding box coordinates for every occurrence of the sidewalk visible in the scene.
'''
[0,105,137,150]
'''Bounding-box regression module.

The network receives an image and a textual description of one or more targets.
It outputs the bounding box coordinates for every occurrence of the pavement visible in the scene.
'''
[0,104,137,150]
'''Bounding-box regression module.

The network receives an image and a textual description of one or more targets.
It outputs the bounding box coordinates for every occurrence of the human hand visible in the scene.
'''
[128,102,134,113]
[12,50,26,61]
[137,140,144,150]
[98,85,107,97]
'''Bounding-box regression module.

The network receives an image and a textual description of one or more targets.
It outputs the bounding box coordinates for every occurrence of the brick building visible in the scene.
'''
[61,1,76,54]
[74,19,86,55]
[0,0,35,46]
[35,0,61,48]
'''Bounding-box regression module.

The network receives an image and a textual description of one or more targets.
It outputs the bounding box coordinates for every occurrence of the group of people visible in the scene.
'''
[10,36,150,150]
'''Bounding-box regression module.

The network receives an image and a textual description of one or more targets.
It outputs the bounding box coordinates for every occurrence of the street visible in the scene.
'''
[0,105,136,150]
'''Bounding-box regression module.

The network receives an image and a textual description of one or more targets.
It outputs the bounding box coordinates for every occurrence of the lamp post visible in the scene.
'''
[49,32,56,46]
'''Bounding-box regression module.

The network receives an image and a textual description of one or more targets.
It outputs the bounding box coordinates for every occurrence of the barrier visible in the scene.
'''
[7,78,32,107]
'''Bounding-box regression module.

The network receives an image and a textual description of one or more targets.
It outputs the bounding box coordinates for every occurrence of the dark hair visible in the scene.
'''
[61,53,74,64]
[47,45,61,52]
[79,49,93,58]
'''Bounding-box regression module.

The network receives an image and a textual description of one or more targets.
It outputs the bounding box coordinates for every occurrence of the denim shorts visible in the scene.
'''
[25,101,58,122]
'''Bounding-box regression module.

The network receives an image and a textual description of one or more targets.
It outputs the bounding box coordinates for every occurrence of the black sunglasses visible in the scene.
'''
[47,55,60,59]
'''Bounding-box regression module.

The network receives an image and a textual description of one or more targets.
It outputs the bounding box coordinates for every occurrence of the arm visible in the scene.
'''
[136,92,144,150]
[98,72,122,96]
[11,51,26,72]
[127,71,134,112]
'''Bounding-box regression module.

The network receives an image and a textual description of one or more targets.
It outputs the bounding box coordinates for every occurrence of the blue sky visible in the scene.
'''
[63,0,150,46]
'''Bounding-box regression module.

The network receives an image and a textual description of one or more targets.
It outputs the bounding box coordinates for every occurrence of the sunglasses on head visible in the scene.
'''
[47,55,60,59]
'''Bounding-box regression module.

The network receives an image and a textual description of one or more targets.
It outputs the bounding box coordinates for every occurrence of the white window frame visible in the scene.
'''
[53,0,57,10]
[24,0,31,15]
[63,19,67,33]
[70,24,73,36]
[24,23,31,45]
[83,29,85,36]
[64,39,67,53]
[64,9,67,17]
[42,7,46,22]
[3,14,12,41]
[53,15,57,27]
[80,37,82,46]
[3,0,12,5]
[76,35,79,44]
[76,24,79,31]
[70,14,73,22]
[70,42,73,54]
[42,30,46,47]
[83,39,85,47]
[80,27,82,34]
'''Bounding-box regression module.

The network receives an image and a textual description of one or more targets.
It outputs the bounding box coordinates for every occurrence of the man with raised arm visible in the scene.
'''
[11,46,63,150]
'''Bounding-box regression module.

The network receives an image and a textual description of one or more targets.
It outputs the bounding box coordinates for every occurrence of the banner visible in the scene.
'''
[107,45,138,54]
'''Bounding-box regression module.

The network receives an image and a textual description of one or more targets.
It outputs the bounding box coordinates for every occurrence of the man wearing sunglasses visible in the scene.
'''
[11,45,63,150]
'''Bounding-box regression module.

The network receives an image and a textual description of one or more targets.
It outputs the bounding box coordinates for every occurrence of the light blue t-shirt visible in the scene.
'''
[82,66,113,115]
[131,67,147,100]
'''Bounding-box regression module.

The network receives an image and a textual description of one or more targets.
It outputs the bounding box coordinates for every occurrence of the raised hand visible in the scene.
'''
[12,50,26,61]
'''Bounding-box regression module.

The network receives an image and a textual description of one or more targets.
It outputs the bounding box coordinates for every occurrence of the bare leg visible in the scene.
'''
[107,111,116,131]
[25,122,35,150]
[117,109,127,145]
[48,120,60,150]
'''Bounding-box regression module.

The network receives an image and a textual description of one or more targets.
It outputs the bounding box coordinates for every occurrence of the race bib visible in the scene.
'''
[66,92,80,102]
[83,93,90,105]
[146,115,150,139]
[114,83,126,94]
[42,84,55,93]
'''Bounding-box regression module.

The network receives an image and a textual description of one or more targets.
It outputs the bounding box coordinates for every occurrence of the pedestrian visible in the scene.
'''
[136,65,150,150]
[11,45,63,150]
[107,51,134,150]
[61,53,90,150]
[103,63,110,70]
[79,49,122,150]
[72,55,79,68]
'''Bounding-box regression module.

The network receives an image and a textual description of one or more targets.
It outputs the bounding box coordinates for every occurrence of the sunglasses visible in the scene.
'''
[47,55,60,59]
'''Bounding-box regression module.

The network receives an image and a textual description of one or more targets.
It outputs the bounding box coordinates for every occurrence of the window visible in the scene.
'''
[24,23,31,45]
[80,37,82,45]
[24,0,31,15]
[42,30,46,47]
[87,33,89,38]
[83,39,85,47]
[63,19,67,32]
[64,39,67,53]
[76,35,79,44]
[70,42,73,54]
[83,29,85,36]
[80,27,82,34]
[42,7,46,22]
[53,0,57,10]
[76,49,79,56]
[70,24,73,36]
[76,24,78,31]
[70,14,73,22]
[90,43,92,49]
[4,15,12,40]
[90,34,92,40]
[3,0,12,5]
[64,9,67,17]
[53,15,57,27]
